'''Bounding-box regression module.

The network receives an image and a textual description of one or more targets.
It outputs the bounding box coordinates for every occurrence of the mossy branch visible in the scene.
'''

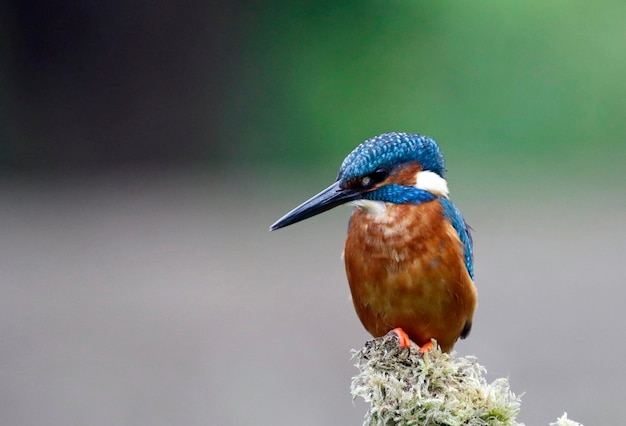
[350,332,583,426]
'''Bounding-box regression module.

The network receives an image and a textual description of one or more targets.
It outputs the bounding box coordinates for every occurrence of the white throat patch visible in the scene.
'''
[415,170,449,198]
[350,199,387,214]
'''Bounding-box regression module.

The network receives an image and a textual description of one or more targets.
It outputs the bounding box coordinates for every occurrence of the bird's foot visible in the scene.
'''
[390,329,435,354]
[418,340,435,354]
[391,327,411,349]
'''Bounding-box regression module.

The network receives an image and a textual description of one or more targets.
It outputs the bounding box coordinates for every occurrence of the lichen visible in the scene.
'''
[550,412,584,426]
[351,332,524,426]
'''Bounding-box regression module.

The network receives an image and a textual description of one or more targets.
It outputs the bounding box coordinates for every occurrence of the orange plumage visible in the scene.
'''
[344,201,476,353]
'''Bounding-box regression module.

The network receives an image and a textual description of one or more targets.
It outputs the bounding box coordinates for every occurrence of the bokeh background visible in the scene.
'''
[1,1,625,425]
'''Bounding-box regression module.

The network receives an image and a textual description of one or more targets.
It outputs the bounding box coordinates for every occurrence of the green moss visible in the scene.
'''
[351,332,583,426]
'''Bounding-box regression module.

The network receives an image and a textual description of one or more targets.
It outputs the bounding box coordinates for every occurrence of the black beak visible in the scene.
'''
[270,180,362,231]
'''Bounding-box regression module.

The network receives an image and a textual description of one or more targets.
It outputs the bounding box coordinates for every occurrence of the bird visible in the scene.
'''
[270,132,477,353]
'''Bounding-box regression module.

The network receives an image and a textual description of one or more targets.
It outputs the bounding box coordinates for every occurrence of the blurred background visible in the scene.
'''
[1,0,625,424]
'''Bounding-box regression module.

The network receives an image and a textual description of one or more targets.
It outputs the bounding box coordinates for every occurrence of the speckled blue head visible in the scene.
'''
[338,132,445,183]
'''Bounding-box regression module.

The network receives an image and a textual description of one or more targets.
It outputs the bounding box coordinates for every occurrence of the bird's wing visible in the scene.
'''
[439,198,474,280]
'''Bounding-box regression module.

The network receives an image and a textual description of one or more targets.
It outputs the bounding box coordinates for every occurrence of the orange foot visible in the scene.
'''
[418,340,435,355]
[391,327,411,349]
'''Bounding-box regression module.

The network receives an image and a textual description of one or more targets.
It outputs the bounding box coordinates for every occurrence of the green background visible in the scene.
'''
[219,0,625,197]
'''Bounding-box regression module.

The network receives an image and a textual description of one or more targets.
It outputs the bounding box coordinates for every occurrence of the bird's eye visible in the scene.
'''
[360,167,388,188]
[369,167,389,183]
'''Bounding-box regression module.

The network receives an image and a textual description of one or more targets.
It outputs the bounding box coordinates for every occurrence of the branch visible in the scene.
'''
[350,332,583,426]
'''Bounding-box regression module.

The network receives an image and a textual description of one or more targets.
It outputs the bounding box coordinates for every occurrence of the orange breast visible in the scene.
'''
[343,200,477,352]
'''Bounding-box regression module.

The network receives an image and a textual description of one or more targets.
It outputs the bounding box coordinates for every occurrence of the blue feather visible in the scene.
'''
[439,198,474,280]
[339,132,445,183]
[364,184,436,204]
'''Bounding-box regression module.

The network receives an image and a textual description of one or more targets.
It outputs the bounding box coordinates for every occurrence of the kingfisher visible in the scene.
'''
[270,132,477,353]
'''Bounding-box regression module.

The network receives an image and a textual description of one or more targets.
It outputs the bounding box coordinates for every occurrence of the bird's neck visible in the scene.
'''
[350,199,388,215]
[347,201,443,246]
[349,199,439,235]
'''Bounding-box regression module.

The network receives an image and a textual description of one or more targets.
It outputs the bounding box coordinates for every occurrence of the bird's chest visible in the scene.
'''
[343,201,464,309]
[345,201,449,270]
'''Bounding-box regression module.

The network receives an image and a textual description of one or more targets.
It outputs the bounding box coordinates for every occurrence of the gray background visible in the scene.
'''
[0,170,623,425]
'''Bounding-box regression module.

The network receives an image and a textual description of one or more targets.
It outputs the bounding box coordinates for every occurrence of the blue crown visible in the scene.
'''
[338,132,446,182]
